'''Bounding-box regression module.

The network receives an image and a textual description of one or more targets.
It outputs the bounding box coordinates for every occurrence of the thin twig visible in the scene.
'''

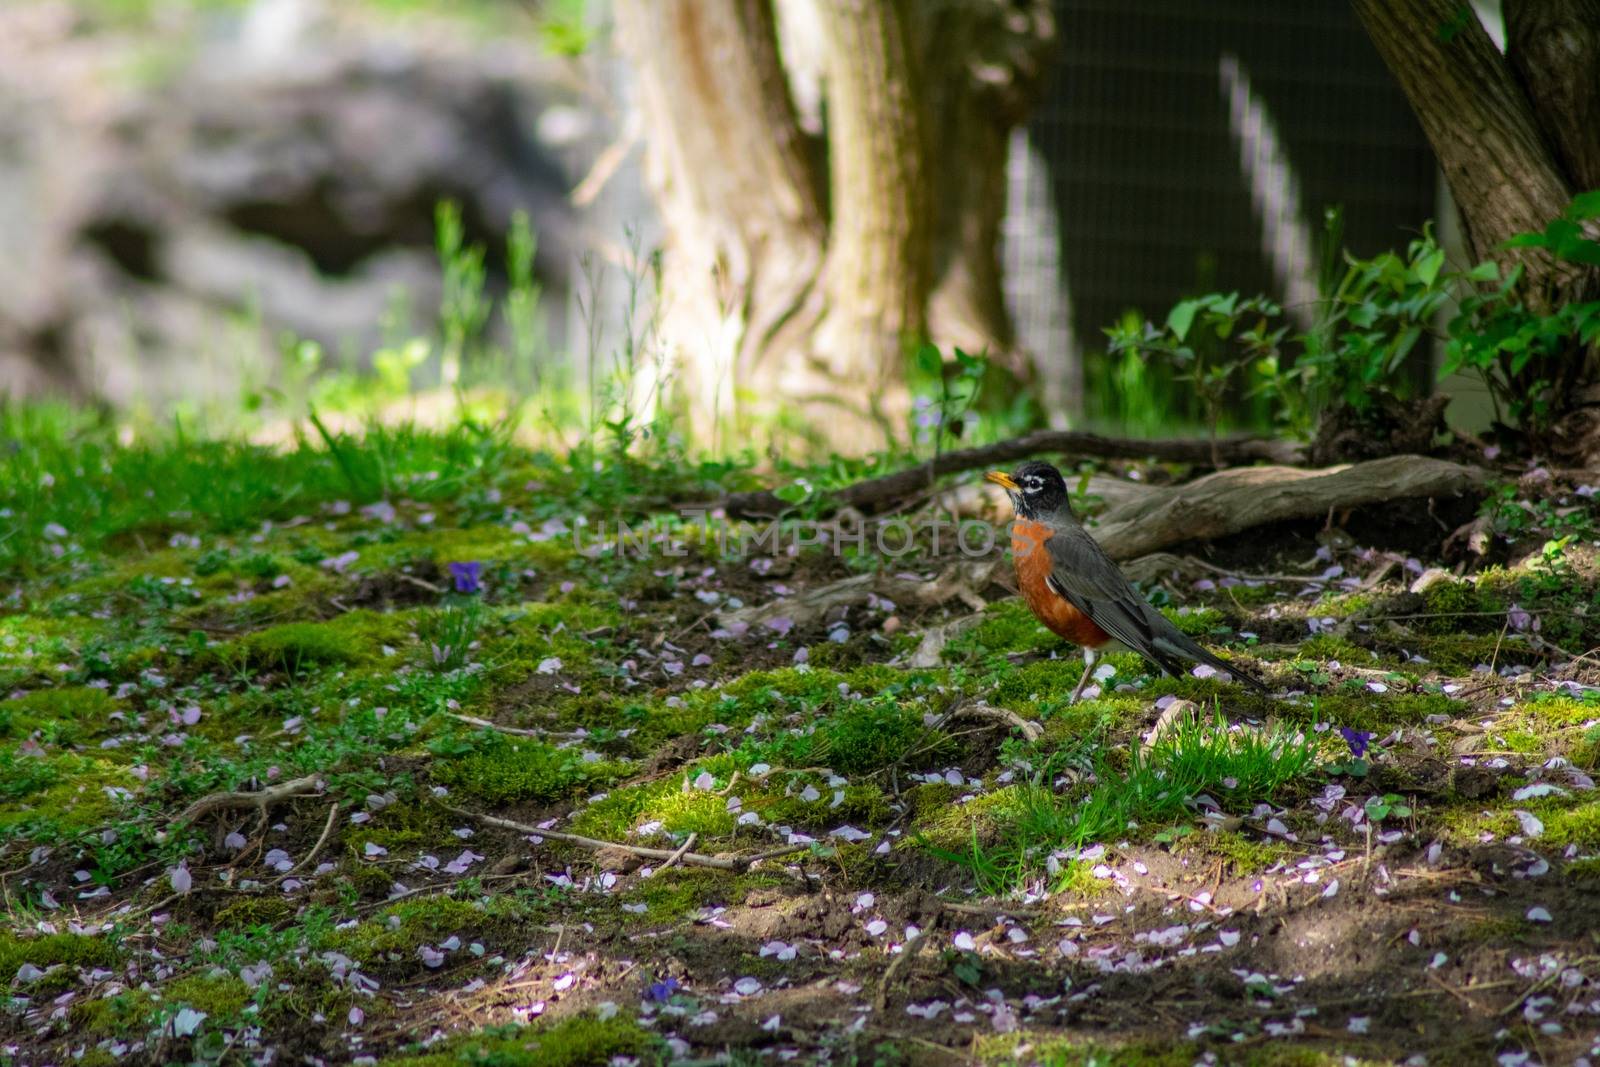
[447,713,547,739]
[270,802,339,887]
[398,574,446,595]
[937,899,1044,917]
[875,932,929,1012]
[1489,612,1512,676]
[444,806,806,872]
[651,833,698,877]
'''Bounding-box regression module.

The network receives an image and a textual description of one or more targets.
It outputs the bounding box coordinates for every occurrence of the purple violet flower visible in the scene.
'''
[1339,727,1375,760]
[448,561,483,594]
[646,976,680,1002]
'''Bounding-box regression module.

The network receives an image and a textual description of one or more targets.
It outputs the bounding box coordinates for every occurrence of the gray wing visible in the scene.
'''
[1044,524,1264,688]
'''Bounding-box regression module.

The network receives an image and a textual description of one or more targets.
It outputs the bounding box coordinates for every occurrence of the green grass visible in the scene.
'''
[939,713,1321,892]
[2,395,1596,1065]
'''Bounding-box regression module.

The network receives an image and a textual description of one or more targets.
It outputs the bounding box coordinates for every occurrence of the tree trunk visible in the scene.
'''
[1350,0,1585,311]
[919,1,1055,379]
[614,0,1054,451]
[612,0,825,449]
[802,0,929,427]
[1354,0,1600,463]
[1506,0,1600,195]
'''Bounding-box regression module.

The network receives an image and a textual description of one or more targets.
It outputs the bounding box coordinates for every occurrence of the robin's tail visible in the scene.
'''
[1150,632,1271,695]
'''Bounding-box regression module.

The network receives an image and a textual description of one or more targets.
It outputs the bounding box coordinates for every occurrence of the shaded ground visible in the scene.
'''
[2,419,1600,1066]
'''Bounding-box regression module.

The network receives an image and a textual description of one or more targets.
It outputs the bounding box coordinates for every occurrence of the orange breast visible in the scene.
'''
[1011,518,1111,649]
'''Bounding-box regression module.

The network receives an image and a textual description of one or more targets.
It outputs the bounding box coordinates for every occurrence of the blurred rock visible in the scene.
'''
[0,1,596,408]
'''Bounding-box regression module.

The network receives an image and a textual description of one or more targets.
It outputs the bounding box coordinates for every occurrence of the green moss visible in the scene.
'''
[619,868,729,921]
[637,788,737,837]
[1295,635,1372,665]
[762,781,892,828]
[1279,689,1458,731]
[1222,583,1279,606]
[1410,633,1510,673]
[1160,605,1226,637]
[212,897,296,931]
[1458,916,1533,943]
[381,1012,656,1067]
[1420,578,1484,634]
[1565,857,1600,884]
[432,738,628,807]
[945,598,1060,659]
[0,685,114,740]
[344,864,398,901]
[75,973,276,1037]
[0,752,137,836]
[980,1034,1378,1066]
[73,988,155,1038]
[1521,695,1600,729]
[164,973,254,1019]
[0,932,120,982]
[992,659,1089,710]
[224,610,408,673]
[914,785,1021,849]
[1144,675,1273,718]
[1173,829,1288,874]
[905,782,960,819]
[1443,795,1600,850]
[1540,797,1600,848]
[321,897,489,965]
[810,699,928,775]
[359,525,574,575]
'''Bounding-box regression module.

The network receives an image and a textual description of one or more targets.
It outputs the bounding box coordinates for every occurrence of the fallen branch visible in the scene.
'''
[1090,455,1487,561]
[717,430,1302,518]
[172,776,323,827]
[445,806,808,872]
[716,456,1485,637]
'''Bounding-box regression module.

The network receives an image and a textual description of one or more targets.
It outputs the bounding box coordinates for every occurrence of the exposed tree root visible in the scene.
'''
[950,702,1043,741]
[172,775,324,827]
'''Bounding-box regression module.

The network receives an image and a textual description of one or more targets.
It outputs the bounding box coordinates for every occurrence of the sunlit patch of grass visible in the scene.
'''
[1439,793,1600,851]
[934,714,1319,892]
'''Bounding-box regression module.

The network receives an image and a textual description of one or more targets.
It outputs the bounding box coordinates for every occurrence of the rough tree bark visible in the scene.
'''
[612,0,1055,450]
[1352,0,1600,462]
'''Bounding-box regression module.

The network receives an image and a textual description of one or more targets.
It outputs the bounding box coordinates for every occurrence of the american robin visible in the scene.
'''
[987,461,1268,702]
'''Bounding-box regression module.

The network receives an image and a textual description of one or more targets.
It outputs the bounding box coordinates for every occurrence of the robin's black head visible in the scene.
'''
[986,461,1071,520]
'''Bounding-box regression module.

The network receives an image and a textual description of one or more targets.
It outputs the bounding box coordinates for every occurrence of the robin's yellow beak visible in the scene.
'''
[985,471,1018,490]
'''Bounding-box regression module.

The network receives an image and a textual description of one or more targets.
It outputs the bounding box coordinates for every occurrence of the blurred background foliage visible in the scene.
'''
[1,0,1594,464]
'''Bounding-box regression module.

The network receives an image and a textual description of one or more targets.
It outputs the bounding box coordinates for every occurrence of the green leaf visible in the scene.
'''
[1568,190,1600,220]
[1415,248,1446,287]
[1166,300,1201,342]
[773,481,811,505]
[1501,232,1552,250]
[913,343,943,377]
[1555,234,1600,267]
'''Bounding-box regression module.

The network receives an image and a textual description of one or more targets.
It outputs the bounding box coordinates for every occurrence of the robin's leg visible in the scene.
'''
[1068,646,1097,703]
